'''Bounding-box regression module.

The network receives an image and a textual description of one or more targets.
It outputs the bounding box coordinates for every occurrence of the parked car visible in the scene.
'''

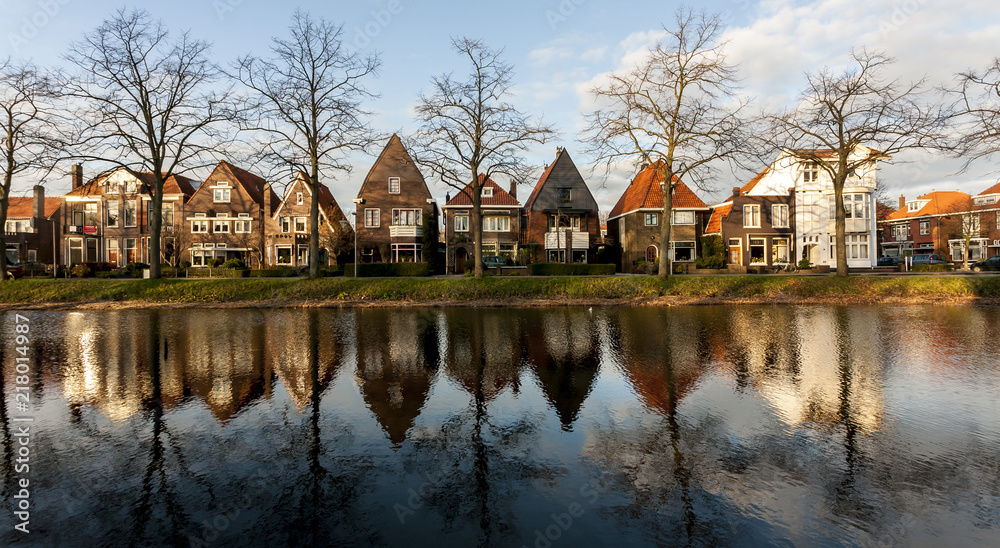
[909,253,949,265]
[4,252,23,279]
[971,255,1000,272]
[482,256,507,269]
[877,256,905,267]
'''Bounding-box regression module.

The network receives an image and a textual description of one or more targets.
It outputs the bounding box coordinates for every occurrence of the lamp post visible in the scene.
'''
[351,210,358,277]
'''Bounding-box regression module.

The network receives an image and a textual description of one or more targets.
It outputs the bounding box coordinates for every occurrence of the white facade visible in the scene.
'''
[746,147,881,269]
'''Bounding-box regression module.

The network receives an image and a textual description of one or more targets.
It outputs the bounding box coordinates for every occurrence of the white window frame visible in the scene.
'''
[772,204,789,228]
[124,200,138,228]
[296,192,304,205]
[388,177,400,194]
[743,204,760,228]
[281,217,291,233]
[919,220,930,235]
[772,237,790,264]
[644,213,658,226]
[482,187,494,198]
[671,241,696,262]
[106,200,119,227]
[294,217,307,233]
[364,208,380,228]
[454,214,469,232]
[213,220,230,234]
[235,219,252,233]
[213,188,231,203]
[672,210,695,225]
[392,208,421,226]
[482,215,510,232]
[802,162,819,183]
[191,220,208,233]
[275,245,293,265]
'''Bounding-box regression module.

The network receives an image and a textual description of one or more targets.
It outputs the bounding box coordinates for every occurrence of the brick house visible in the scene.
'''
[182,161,278,268]
[265,172,353,267]
[706,166,796,268]
[5,185,60,267]
[353,134,438,263]
[61,164,196,267]
[606,162,710,272]
[521,147,600,263]
[441,175,521,274]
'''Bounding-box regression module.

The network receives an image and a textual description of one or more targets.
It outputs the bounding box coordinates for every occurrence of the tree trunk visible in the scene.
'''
[149,176,163,279]
[472,173,483,279]
[309,167,321,279]
[833,171,848,277]
[0,171,10,281]
[659,176,674,278]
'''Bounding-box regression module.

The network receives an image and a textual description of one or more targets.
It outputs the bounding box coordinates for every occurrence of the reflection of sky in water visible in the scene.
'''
[0,306,998,546]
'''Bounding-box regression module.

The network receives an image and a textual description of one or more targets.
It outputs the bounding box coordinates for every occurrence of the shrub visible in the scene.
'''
[124,262,149,277]
[179,259,192,269]
[222,258,247,269]
[345,262,432,277]
[206,258,223,268]
[798,259,812,269]
[695,255,725,269]
[911,264,954,273]
[71,264,91,278]
[633,260,655,275]
[529,263,615,276]
[187,268,248,278]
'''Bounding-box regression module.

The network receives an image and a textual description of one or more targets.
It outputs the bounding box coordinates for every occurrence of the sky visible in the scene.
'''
[4,0,1000,214]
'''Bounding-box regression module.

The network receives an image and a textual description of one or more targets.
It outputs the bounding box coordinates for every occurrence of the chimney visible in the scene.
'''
[263,182,273,215]
[33,185,44,218]
[445,192,450,203]
[509,181,517,200]
[556,146,563,157]
[899,195,905,210]
[71,164,83,190]
[732,187,742,198]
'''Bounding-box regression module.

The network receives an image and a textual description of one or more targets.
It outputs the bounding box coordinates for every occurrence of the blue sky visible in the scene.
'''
[4,0,1000,214]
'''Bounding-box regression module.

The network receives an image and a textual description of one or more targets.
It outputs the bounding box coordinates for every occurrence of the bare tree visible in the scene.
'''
[0,59,61,279]
[233,11,379,279]
[62,8,231,279]
[770,49,948,276]
[941,196,983,271]
[413,37,553,279]
[582,8,750,278]
[953,58,1000,168]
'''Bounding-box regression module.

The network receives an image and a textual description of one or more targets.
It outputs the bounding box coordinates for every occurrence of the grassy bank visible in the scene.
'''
[3,275,1000,309]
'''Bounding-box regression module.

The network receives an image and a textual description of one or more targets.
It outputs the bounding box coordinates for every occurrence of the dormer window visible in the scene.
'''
[482,187,494,198]
[802,162,819,183]
[388,177,400,194]
[974,195,998,206]
[214,188,231,203]
[296,192,304,205]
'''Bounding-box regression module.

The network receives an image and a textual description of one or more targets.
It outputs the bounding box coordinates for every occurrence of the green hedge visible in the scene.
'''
[344,262,432,277]
[910,264,955,273]
[248,268,299,278]
[529,263,616,276]
[187,268,249,278]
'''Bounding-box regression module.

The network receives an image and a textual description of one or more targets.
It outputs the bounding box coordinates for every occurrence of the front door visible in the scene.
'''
[729,244,741,265]
[455,247,467,274]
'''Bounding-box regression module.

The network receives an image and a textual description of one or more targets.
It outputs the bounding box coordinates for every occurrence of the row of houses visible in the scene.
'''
[5,137,909,273]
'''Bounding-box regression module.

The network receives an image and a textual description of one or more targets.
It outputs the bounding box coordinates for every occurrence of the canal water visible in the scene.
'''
[1,306,998,547]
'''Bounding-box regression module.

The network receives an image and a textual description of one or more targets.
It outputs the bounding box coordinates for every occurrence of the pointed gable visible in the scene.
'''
[357,133,431,201]
[705,202,732,235]
[523,148,598,212]
[607,161,708,220]
[189,161,279,211]
[274,172,350,228]
[445,174,520,207]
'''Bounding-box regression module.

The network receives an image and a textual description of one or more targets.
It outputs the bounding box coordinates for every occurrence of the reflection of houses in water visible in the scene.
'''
[524,310,601,430]
[443,310,522,402]
[58,311,269,423]
[355,310,439,445]
[266,311,344,410]
[610,309,709,415]
[728,307,886,433]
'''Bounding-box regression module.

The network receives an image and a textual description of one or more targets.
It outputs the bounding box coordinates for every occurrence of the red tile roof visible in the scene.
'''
[885,191,971,221]
[977,180,1000,196]
[7,197,60,218]
[705,203,732,234]
[607,161,708,219]
[445,175,520,207]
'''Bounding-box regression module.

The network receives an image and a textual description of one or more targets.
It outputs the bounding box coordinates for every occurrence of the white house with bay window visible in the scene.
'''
[742,146,882,269]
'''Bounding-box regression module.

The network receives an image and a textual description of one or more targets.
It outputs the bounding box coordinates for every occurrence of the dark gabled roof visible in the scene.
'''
[7,197,60,218]
[190,161,279,210]
[607,161,708,220]
[65,169,197,198]
[356,134,430,200]
[523,148,598,212]
[274,172,350,228]
[444,175,520,207]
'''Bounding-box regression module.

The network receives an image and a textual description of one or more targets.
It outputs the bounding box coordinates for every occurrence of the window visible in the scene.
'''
[743,204,760,227]
[235,219,252,233]
[772,204,789,228]
[214,187,231,203]
[802,162,819,183]
[974,195,997,206]
[830,194,870,220]
[191,220,208,233]
[106,201,119,227]
[388,177,400,194]
[967,214,981,234]
[124,200,137,227]
[391,243,421,263]
[107,239,120,266]
[364,208,380,227]
[148,202,174,227]
[124,181,138,194]
[392,208,421,226]
[645,213,658,226]
[483,215,510,232]
[549,214,582,231]
[557,188,571,202]
[919,220,930,235]
[645,245,658,262]
[672,210,695,225]
[891,224,910,241]
[454,214,469,232]
[671,241,696,262]
[296,192,304,205]
[281,217,291,233]
[106,182,119,194]
[830,235,870,260]
[482,187,494,198]
[275,246,292,265]
[772,238,790,264]
[749,238,766,264]
[125,238,138,263]
[213,220,230,233]
[498,243,516,258]
[997,212,1000,231]
[294,217,307,233]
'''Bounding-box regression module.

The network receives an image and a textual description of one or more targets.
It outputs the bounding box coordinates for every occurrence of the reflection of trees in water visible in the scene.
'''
[523,309,601,430]
[355,309,440,446]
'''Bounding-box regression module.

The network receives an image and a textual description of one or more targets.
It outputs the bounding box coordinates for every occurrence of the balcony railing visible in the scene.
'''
[545,230,589,250]
[389,225,422,238]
